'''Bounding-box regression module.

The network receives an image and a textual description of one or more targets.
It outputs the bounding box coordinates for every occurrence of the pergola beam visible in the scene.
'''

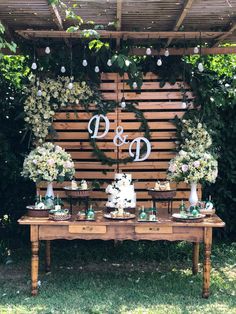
[116,0,122,47]
[166,0,194,47]
[16,30,226,40]
[129,47,236,56]
[48,3,70,47]
[213,22,236,47]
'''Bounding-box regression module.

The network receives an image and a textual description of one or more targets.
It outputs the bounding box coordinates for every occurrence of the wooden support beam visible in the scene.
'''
[213,22,236,47]
[129,47,236,55]
[166,0,194,47]
[116,0,122,48]
[16,30,226,40]
[48,3,70,47]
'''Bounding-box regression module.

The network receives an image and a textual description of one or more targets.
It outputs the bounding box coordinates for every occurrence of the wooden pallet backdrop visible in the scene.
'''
[39,72,201,210]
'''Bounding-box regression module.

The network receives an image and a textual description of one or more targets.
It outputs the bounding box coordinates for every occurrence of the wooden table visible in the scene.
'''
[18,212,225,298]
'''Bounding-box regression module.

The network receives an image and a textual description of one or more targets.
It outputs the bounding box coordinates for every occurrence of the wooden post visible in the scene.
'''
[30,225,39,296]
[192,242,199,275]
[45,240,51,273]
[202,227,212,298]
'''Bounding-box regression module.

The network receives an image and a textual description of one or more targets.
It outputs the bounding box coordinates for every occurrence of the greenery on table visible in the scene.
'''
[0,240,236,313]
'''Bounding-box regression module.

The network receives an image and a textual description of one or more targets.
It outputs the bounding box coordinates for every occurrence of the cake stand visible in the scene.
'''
[63,187,92,214]
[147,189,176,214]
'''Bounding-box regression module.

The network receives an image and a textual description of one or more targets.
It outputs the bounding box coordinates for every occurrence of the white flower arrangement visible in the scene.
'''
[21,142,75,183]
[24,76,94,143]
[167,120,218,184]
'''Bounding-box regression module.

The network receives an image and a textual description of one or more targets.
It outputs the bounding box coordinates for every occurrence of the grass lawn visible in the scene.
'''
[0,240,236,314]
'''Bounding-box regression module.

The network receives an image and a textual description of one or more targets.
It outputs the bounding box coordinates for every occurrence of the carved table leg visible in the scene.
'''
[45,240,51,273]
[202,227,212,298]
[31,240,39,296]
[192,242,200,275]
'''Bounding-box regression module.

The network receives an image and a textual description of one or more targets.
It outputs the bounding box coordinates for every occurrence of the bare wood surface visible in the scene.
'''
[45,240,51,273]
[167,0,195,46]
[202,227,212,298]
[192,242,200,275]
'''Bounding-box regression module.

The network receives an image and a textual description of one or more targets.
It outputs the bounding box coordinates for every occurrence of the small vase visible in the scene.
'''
[189,182,198,207]
[45,182,55,208]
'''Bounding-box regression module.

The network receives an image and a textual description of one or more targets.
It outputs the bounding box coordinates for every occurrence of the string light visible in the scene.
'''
[181,101,187,109]
[107,59,112,67]
[82,44,88,67]
[45,46,51,54]
[37,89,42,97]
[198,62,204,72]
[194,46,199,54]
[146,47,152,55]
[198,32,204,72]
[125,59,131,67]
[60,66,66,73]
[120,76,126,108]
[31,42,37,70]
[132,82,138,89]
[68,48,74,90]
[157,58,162,66]
[68,80,73,90]
[164,48,170,57]
[95,66,100,73]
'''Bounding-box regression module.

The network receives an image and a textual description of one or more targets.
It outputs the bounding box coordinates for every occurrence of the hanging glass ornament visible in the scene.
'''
[194,46,199,54]
[31,62,37,70]
[60,66,66,73]
[146,47,152,55]
[164,48,170,57]
[120,97,126,108]
[37,89,42,97]
[157,58,162,66]
[132,82,138,89]
[107,59,112,67]
[82,59,88,67]
[45,46,51,54]
[198,62,204,72]
[95,66,100,73]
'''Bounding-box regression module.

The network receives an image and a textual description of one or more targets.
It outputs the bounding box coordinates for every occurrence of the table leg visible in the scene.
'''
[202,227,212,298]
[192,242,199,275]
[45,240,51,273]
[31,240,39,296]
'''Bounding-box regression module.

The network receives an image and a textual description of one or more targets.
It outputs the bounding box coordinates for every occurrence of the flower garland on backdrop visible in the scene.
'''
[23,74,151,166]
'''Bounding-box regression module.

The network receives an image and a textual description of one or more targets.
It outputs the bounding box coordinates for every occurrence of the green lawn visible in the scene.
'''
[0,240,236,314]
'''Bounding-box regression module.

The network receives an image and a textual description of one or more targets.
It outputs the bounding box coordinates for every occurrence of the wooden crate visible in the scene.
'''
[39,72,201,209]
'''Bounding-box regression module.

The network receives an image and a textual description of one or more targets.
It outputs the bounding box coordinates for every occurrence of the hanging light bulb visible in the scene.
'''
[157,58,162,66]
[31,62,37,70]
[125,60,131,67]
[45,46,51,54]
[120,96,126,108]
[37,89,42,97]
[164,48,170,57]
[107,59,112,67]
[146,47,152,55]
[95,66,100,73]
[198,62,204,72]
[194,46,199,54]
[60,66,66,73]
[82,59,88,67]
[182,101,187,109]
[68,78,73,90]
[132,82,138,89]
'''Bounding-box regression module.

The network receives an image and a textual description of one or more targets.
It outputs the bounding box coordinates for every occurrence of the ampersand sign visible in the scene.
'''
[113,126,129,147]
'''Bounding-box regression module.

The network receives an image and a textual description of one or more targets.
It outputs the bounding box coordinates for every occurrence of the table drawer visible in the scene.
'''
[69,225,106,234]
[135,226,172,234]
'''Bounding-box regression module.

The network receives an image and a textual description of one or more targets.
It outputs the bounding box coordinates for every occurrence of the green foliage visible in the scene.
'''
[0,21,17,58]
[0,56,34,247]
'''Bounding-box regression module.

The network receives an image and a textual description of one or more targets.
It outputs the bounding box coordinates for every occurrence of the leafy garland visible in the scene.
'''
[24,75,151,165]
[89,100,151,166]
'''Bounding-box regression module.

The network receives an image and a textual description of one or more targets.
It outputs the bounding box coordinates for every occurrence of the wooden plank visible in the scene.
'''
[167,0,195,46]
[16,30,227,40]
[100,82,190,90]
[213,22,236,47]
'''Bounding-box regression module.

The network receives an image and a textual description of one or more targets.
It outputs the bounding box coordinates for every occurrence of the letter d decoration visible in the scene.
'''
[129,137,151,162]
[88,114,110,139]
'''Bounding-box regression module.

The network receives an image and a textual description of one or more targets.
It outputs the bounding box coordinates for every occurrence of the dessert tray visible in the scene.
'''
[104,213,136,220]
[26,205,50,217]
[172,213,205,223]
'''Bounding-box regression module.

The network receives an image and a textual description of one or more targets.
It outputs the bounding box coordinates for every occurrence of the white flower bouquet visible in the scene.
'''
[167,150,218,184]
[21,142,75,183]
[167,119,218,184]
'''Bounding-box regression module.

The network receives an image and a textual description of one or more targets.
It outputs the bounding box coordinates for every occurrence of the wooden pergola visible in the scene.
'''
[0,0,236,54]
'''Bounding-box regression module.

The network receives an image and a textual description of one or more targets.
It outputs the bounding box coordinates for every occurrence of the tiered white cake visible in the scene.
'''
[106,173,136,209]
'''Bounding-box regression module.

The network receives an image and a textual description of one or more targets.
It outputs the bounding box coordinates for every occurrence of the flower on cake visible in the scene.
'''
[21,142,75,183]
